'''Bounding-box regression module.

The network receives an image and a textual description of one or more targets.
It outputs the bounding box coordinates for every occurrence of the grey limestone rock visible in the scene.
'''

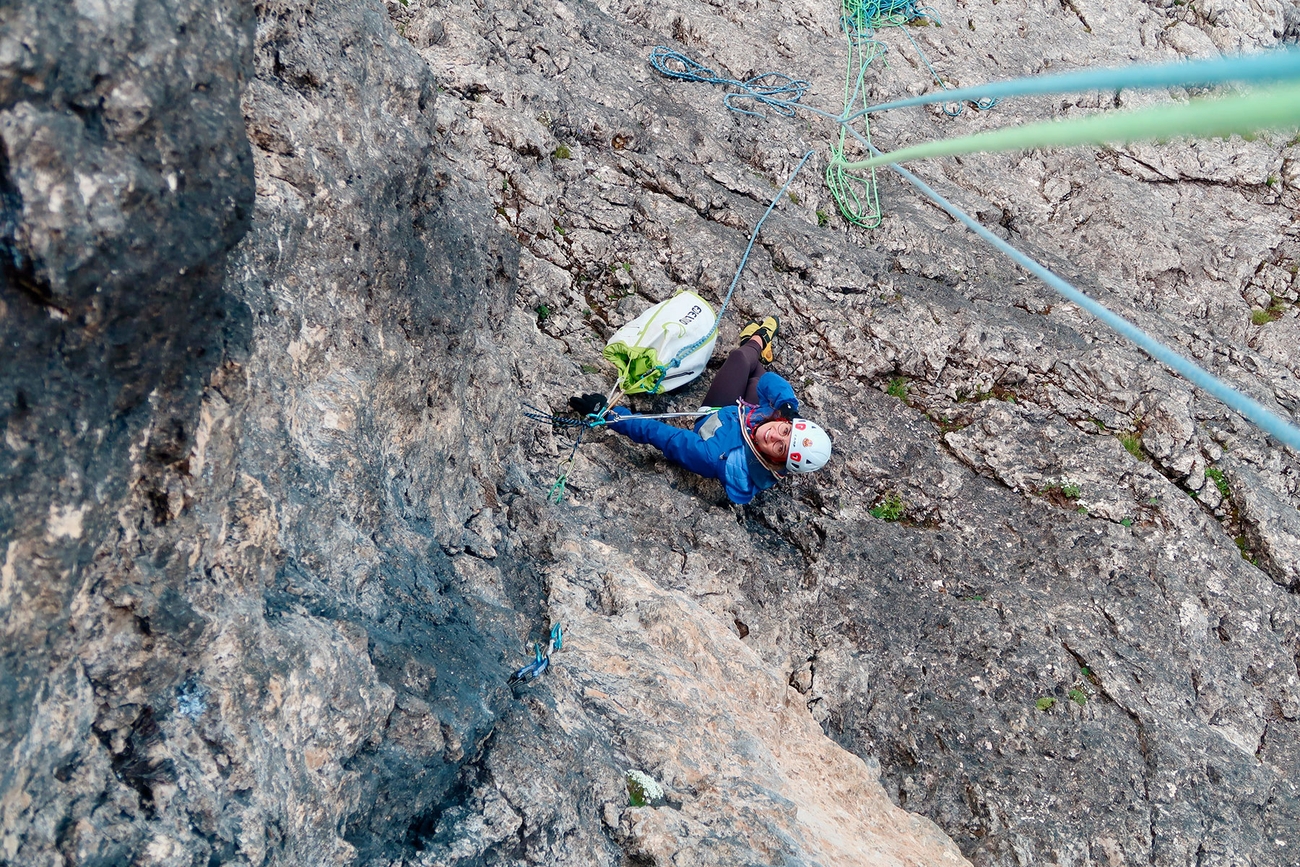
[4,0,1300,864]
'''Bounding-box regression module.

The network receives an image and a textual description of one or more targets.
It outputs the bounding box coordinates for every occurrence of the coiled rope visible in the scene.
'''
[833,0,996,224]
[827,0,887,227]
[648,47,810,118]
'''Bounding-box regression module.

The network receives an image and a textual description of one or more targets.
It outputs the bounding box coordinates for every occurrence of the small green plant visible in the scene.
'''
[626,769,663,807]
[552,144,572,159]
[622,261,632,273]
[1120,517,1133,527]
[535,304,551,322]
[1266,175,1278,188]
[788,191,800,204]
[1068,688,1088,707]
[1234,535,1256,564]
[1205,466,1230,500]
[869,492,904,521]
[580,363,601,374]
[816,209,830,227]
[554,222,567,236]
[933,415,967,434]
[1039,481,1081,507]
[1036,697,1057,711]
[1077,506,1088,515]
[1090,418,1106,432]
[886,377,909,401]
[1119,433,1143,459]
[1251,297,1286,325]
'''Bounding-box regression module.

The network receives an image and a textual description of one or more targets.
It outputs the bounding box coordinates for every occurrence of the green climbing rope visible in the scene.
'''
[826,0,994,226]
[826,0,886,227]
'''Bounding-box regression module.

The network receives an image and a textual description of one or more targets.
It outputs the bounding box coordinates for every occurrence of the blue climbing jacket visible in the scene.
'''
[606,371,799,504]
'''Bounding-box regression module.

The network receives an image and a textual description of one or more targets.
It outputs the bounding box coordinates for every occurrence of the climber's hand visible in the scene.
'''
[569,393,608,417]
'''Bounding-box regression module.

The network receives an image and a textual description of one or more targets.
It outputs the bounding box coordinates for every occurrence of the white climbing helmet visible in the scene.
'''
[786,419,832,473]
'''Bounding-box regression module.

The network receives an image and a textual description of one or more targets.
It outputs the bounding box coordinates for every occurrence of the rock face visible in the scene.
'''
[3,0,1300,865]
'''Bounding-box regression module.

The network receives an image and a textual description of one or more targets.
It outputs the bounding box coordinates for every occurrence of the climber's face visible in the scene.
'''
[754,419,792,465]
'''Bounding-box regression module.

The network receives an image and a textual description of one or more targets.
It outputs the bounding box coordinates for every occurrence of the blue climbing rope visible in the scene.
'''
[837,133,1300,452]
[649,47,810,117]
[847,45,1300,118]
[655,150,817,384]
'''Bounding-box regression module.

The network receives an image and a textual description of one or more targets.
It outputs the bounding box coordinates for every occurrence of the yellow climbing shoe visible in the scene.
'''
[738,315,780,364]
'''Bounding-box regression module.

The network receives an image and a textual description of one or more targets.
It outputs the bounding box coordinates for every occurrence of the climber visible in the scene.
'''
[571,316,832,505]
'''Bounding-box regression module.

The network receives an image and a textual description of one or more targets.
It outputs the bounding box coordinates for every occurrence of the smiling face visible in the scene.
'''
[754,419,792,466]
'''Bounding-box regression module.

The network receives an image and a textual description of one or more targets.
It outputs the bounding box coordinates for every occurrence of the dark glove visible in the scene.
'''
[775,399,798,419]
[569,393,608,417]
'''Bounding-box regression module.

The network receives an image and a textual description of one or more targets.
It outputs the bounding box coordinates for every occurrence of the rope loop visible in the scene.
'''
[649,47,810,118]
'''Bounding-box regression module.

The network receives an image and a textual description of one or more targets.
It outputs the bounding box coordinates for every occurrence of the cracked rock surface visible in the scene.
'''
[3,0,1300,864]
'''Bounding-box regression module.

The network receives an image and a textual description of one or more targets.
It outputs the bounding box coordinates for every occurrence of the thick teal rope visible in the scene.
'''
[849,45,1300,117]
[883,158,1300,451]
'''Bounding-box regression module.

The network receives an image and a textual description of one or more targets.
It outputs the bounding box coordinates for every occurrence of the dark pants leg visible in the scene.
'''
[702,342,764,407]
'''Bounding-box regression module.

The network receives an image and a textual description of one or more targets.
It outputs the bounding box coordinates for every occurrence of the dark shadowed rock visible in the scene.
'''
[1,4,254,860]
